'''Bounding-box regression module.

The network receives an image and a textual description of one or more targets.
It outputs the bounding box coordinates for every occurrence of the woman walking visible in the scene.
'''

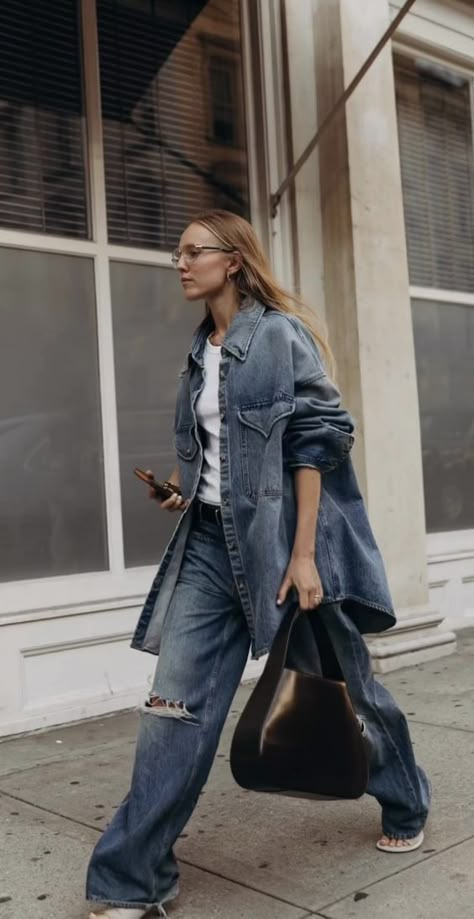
[86,209,431,918]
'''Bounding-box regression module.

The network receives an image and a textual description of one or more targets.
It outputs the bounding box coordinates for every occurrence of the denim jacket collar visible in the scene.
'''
[191,297,266,367]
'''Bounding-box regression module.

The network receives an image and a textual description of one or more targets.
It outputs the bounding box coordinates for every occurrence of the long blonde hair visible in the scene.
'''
[191,209,335,378]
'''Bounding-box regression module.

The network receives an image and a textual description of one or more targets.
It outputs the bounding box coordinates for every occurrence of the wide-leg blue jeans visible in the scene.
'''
[86,505,431,912]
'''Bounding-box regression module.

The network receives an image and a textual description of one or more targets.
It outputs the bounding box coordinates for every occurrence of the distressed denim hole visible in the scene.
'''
[143,695,199,724]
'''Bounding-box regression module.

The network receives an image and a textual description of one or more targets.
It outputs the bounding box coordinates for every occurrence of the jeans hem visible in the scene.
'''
[380,819,428,840]
[87,881,179,912]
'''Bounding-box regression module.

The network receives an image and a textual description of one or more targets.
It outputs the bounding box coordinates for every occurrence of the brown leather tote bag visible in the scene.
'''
[230,605,369,800]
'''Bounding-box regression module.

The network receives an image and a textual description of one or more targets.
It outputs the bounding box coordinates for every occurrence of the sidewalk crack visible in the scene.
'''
[316,832,474,912]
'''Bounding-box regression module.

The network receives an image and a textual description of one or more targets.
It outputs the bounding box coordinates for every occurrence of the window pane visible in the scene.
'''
[0,249,107,581]
[0,0,89,238]
[412,299,474,533]
[98,0,249,249]
[395,56,474,293]
[111,261,198,567]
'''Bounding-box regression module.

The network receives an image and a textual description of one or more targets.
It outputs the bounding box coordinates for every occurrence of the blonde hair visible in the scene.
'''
[191,209,335,378]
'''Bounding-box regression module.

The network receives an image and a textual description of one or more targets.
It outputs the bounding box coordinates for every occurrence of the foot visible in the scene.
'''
[89,909,147,919]
[376,829,424,853]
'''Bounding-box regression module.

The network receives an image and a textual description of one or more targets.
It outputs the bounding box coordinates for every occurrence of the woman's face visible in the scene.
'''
[175,222,236,301]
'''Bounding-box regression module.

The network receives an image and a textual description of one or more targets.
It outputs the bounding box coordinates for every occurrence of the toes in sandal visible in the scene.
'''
[376,830,424,853]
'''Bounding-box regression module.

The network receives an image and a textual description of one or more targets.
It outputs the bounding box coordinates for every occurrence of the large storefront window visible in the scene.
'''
[0,249,108,581]
[97,0,249,248]
[395,55,474,533]
[0,0,252,584]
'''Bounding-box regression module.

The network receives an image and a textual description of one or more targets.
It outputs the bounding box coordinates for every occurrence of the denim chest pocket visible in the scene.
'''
[237,394,295,500]
[173,424,199,499]
[173,425,199,461]
[178,353,192,379]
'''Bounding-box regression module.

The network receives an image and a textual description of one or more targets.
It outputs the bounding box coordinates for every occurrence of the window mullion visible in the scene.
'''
[81,0,125,574]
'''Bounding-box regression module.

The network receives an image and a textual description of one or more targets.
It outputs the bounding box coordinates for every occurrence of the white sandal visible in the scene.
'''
[88,910,146,919]
[376,829,424,853]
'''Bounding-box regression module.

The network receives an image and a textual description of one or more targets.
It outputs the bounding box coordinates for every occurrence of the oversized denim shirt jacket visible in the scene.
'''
[131,298,395,660]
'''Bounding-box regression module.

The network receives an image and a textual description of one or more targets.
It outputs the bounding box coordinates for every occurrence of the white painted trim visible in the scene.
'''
[410,287,474,306]
[107,245,173,266]
[0,566,154,616]
[257,0,294,289]
[0,230,97,255]
[240,0,269,248]
[81,0,125,574]
[390,0,474,66]
[22,630,133,657]
[439,613,474,632]
[427,528,474,561]
[390,0,474,37]
[0,595,143,627]
[0,690,145,736]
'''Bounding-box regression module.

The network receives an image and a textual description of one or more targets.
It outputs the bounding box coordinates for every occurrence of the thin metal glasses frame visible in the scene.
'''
[171,244,234,267]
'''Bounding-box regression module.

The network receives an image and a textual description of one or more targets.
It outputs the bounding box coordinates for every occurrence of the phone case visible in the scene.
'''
[133,468,182,499]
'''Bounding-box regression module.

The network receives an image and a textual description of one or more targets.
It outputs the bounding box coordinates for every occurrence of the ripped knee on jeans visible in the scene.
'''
[143,694,198,723]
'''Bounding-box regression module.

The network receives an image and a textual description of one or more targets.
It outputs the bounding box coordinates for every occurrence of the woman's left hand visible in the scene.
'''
[276,554,323,610]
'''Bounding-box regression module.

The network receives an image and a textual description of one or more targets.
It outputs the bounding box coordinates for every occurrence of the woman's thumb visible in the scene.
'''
[276,576,290,606]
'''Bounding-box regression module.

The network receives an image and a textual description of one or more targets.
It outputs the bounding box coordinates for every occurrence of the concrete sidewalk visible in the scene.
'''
[1,630,473,919]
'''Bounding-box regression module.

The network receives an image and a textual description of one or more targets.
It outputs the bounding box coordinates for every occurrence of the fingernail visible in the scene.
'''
[276,599,281,605]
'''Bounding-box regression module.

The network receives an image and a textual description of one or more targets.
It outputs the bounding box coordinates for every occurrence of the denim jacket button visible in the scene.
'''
[219,454,225,462]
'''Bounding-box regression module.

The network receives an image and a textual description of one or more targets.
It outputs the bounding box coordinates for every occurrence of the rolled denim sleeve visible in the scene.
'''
[284,323,355,473]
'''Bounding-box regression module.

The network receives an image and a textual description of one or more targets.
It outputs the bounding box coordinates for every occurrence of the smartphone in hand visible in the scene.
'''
[134,468,182,501]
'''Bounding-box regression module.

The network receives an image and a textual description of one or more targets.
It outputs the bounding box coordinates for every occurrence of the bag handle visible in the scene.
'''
[269,604,345,682]
[266,604,301,678]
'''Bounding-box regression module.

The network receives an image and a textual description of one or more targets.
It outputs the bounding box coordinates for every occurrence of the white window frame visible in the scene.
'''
[393,38,474,561]
[0,0,293,618]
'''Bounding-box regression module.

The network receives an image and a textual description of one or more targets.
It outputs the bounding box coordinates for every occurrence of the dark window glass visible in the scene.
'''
[412,298,474,533]
[110,261,198,567]
[97,0,249,249]
[0,0,89,238]
[0,249,108,581]
[209,55,238,145]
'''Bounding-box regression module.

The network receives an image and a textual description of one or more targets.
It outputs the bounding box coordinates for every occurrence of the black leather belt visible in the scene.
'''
[194,498,223,526]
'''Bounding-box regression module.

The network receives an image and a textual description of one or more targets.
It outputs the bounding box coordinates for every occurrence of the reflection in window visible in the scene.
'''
[395,56,474,293]
[0,0,89,238]
[209,54,239,146]
[0,249,107,581]
[97,0,249,248]
[412,300,474,533]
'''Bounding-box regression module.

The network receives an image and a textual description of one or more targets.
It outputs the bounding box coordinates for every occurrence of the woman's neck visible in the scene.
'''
[206,289,241,341]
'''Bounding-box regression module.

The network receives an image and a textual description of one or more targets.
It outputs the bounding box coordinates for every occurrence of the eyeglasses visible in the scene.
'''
[171,244,233,268]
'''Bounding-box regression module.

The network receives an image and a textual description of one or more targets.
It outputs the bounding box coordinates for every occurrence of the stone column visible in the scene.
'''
[313,0,456,671]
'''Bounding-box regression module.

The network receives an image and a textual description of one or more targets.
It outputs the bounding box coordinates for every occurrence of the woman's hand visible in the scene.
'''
[146,469,190,513]
[276,553,323,610]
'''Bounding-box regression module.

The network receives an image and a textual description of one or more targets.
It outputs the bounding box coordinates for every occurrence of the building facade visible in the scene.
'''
[0,0,473,735]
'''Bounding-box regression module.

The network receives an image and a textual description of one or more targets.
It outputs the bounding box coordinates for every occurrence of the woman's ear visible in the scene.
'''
[227,251,243,280]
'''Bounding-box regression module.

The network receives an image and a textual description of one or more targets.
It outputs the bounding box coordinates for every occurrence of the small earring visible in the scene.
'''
[227,271,232,282]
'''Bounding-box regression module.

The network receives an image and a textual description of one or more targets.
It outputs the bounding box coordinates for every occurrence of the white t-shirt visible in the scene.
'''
[195,334,222,505]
